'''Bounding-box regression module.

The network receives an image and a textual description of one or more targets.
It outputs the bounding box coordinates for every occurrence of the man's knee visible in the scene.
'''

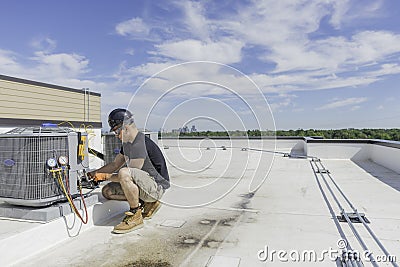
[118,167,141,185]
[118,167,132,181]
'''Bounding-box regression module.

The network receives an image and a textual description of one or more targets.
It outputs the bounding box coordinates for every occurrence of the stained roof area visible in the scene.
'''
[3,139,400,266]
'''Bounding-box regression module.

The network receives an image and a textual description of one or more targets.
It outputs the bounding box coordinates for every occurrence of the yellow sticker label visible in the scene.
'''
[78,136,86,160]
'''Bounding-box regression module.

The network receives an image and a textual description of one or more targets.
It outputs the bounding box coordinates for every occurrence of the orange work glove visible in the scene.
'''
[93,173,111,181]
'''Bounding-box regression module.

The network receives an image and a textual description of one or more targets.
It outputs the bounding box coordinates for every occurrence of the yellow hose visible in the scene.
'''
[51,169,88,223]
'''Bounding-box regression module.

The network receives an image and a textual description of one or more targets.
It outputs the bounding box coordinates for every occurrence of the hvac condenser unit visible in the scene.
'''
[103,131,158,164]
[103,133,122,165]
[0,126,88,207]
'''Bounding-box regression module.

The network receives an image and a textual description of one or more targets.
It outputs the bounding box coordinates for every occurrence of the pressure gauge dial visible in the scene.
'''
[58,155,69,165]
[47,158,57,168]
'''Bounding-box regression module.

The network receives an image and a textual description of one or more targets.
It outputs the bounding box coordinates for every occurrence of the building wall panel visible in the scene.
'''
[0,77,101,125]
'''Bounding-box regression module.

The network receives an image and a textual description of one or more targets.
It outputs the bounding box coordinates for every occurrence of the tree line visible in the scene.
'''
[275,128,400,141]
[161,128,400,141]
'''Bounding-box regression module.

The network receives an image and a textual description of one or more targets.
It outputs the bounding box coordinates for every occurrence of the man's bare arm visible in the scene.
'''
[88,153,126,180]
[127,158,144,169]
[107,158,144,182]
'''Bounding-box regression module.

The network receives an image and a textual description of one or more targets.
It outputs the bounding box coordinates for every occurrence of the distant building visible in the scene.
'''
[191,125,197,132]
[180,126,189,134]
[171,129,180,134]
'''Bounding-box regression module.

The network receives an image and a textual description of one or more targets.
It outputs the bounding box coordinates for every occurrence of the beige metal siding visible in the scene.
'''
[0,79,101,124]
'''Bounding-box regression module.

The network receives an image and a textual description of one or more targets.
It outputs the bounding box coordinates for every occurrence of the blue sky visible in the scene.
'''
[1,0,400,131]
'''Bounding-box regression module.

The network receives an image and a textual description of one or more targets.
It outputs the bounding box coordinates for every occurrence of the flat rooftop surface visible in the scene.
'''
[6,140,400,266]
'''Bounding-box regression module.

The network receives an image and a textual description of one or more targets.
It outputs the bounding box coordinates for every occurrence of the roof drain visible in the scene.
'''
[337,212,370,224]
[311,159,399,267]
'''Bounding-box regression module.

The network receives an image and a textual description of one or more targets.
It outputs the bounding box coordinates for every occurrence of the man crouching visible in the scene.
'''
[88,108,170,234]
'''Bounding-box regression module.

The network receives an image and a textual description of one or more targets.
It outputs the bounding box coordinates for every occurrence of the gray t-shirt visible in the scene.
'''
[120,132,169,189]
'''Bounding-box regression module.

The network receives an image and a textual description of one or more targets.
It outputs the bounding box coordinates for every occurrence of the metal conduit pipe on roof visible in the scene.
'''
[353,209,399,267]
[318,161,399,267]
[163,145,287,155]
[341,211,376,266]
[311,160,378,266]
[310,161,365,267]
[311,159,400,267]
[244,149,396,267]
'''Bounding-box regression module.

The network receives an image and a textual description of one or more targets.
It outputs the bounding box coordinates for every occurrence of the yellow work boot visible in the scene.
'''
[142,200,161,220]
[113,209,143,234]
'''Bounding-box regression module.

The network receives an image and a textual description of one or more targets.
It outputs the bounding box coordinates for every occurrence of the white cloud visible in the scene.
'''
[0,49,90,82]
[1,41,90,83]
[269,94,297,113]
[114,59,380,102]
[125,48,135,56]
[338,0,384,28]
[166,0,400,85]
[214,1,330,50]
[264,30,400,73]
[367,63,400,76]
[329,0,384,29]
[153,39,244,64]
[0,49,21,73]
[329,0,351,29]
[32,51,89,78]
[122,61,176,78]
[180,1,209,40]
[346,31,400,64]
[30,37,57,53]
[0,46,105,93]
[316,97,368,110]
[116,61,275,100]
[248,72,379,94]
[115,17,150,39]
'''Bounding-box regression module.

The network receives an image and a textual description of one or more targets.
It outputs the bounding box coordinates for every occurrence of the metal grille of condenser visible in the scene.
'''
[0,136,67,200]
[0,127,87,206]
[102,131,158,164]
[103,133,121,164]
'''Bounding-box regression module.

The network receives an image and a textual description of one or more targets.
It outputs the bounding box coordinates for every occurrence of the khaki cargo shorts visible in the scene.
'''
[105,168,164,202]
